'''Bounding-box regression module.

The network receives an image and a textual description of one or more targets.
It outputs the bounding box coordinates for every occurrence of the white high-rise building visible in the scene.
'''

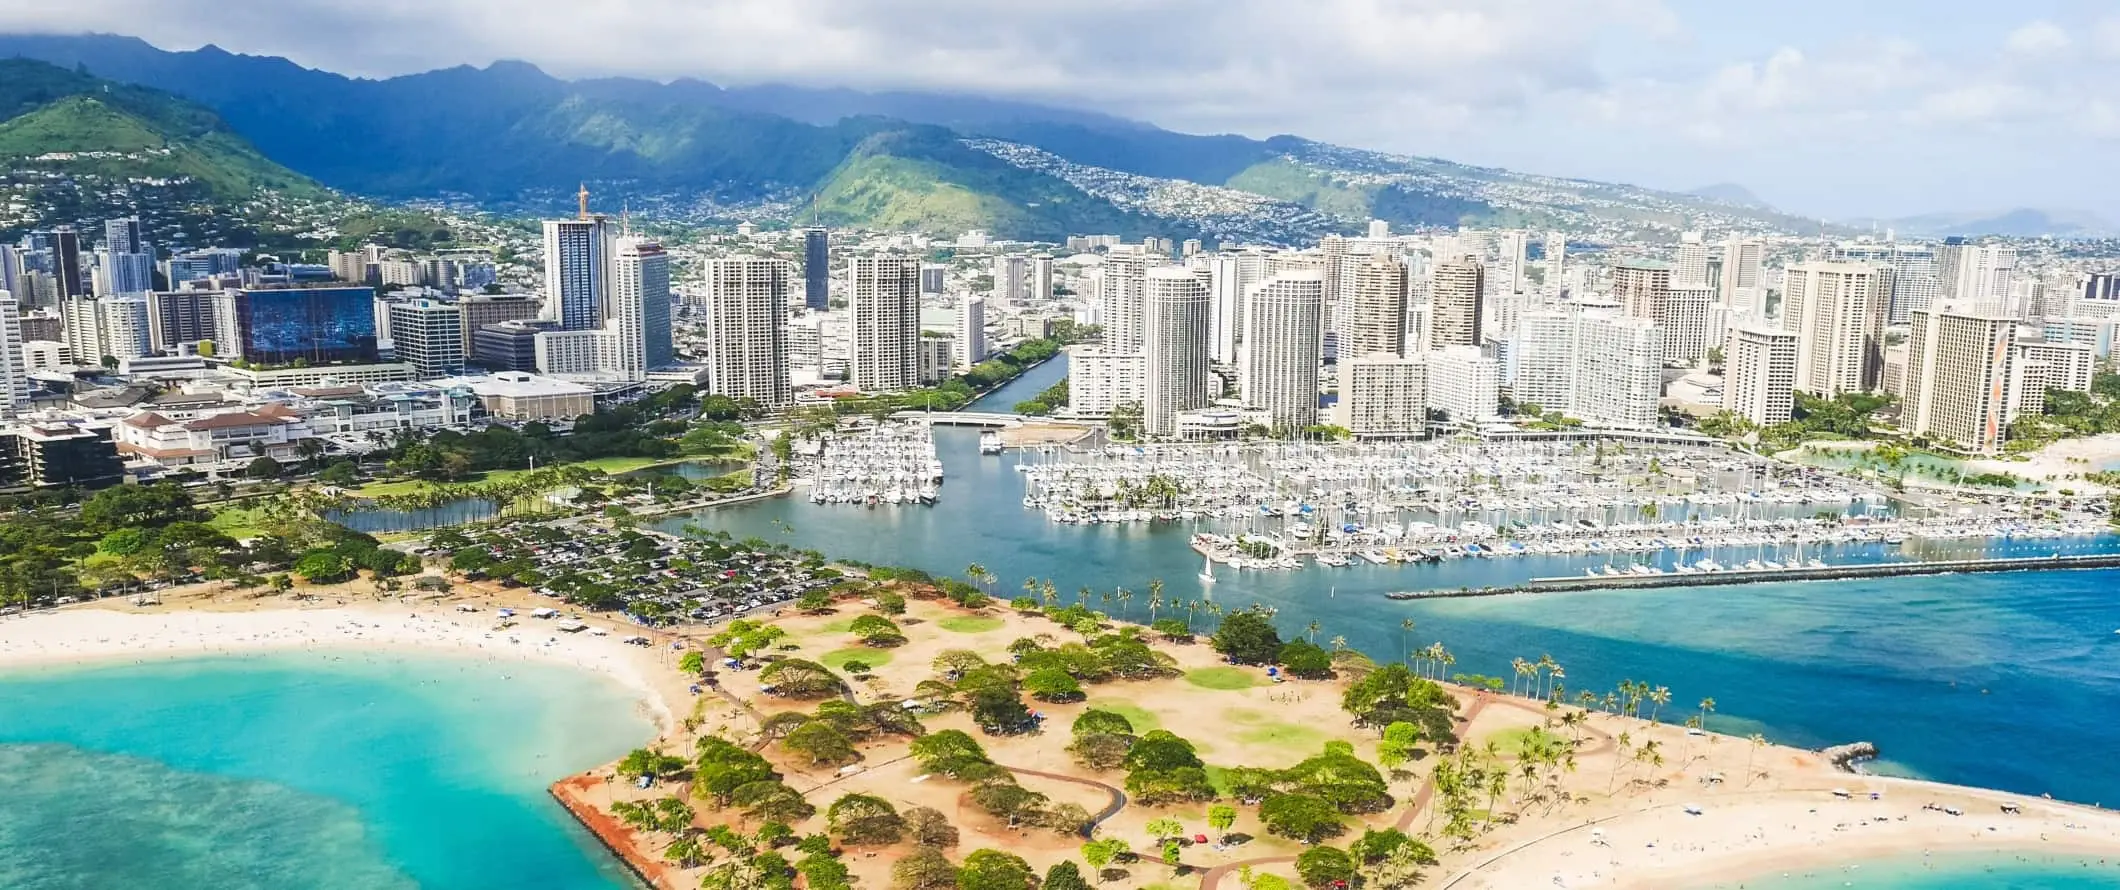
[1367,220,1391,240]
[62,295,150,364]
[607,237,672,381]
[1724,326,1799,427]
[1510,303,1663,429]
[1675,232,1710,287]
[1783,262,1888,397]
[1067,348,1145,416]
[1938,239,2017,310]
[386,300,465,378]
[543,217,613,331]
[98,250,155,296]
[1339,353,1427,438]
[1832,241,1941,325]
[1347,255,1410,359]
[1031,256,1055,302]
[1142,267,1212,437]
[1241,271,1324,433]
[959,296,988,370]
[1097,246,1162,355]
[1720,237,1766,315]
[849,255,922,391]
[1208,254,1243,365]
[1903,305,2019,454]
[0,291,26,411]
[1542,232,1566,296]
[993,256,1027,306]
[1430,257,1485,348]
[1428,345,1498,424]
[696,257,791,405]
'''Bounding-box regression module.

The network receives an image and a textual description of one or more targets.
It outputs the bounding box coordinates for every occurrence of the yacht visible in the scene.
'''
[979,430,1003,455]
[1199,554,1217,585]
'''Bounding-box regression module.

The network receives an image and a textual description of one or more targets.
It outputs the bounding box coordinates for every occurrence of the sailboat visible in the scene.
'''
[1199,554,1217,585]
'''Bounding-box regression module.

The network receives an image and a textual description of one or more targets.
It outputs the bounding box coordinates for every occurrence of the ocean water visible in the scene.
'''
[654,356,2120,809]
[1695,850,2120,888]
[0,652,652,889]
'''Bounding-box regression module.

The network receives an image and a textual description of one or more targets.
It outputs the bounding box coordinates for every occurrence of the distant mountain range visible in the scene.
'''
[0,33,2072,243]
[1882,208,2115,239]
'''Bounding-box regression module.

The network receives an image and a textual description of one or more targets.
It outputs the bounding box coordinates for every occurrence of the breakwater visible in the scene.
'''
[1380,552,2120,599]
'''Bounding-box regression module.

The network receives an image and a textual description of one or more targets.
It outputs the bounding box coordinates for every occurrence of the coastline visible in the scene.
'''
[0,600,688,737]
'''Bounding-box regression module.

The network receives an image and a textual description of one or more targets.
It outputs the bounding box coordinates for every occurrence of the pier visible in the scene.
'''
[1384,552,2120,599]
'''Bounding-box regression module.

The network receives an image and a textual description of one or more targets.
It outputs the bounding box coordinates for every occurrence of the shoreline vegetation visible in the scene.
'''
[5,561,2119,890]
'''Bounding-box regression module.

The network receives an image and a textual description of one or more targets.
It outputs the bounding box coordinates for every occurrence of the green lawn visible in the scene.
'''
[350,454,741,497]
[814,617,858,634]
[1091,700,1162,734]
[1185,667,1262,690]
[820,648,893,673]
[207,504,271,540]
[1223,707,1331,752]
[937,615,1005,634]
[1481,727,1547,759]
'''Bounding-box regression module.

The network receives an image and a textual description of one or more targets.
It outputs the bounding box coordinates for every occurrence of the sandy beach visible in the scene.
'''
[1967,433,2120,492]
[0,598,690,734]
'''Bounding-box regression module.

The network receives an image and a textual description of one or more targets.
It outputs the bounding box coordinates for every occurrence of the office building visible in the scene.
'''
[697,257,792,406]
[1428,346,1499,424]
[1430,257,1485,348]
[230,286,379,365]
[1339,353,1427,438]
[1346,255,1410,358]
[1902,305,2018,454]
[99,249,155,296]
[1067,348,1145,416]
[1783,262,1887,398]
[1725,326,1799,427]
[147,289,235,352]
[1719,237,1765,315]
[456,294,541,353]
[959,296,988,370]
[802,228,830,311]
[103,217,145,255]
[543,216,612,330]
[1142,267,1213,437]
[0,292,25,412]
[1241,271,1324,432]
[48,227,85,301]
[473,320,553,373]
[386,300,466,378]
[165,248,243,284]
[849,255,922,391]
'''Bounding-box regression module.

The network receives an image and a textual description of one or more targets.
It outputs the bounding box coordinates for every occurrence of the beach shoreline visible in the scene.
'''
[0,599,689,736]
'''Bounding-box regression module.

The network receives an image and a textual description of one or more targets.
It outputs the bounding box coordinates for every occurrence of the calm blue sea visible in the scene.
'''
[0,652,651,889]
[1694,850,2120,888]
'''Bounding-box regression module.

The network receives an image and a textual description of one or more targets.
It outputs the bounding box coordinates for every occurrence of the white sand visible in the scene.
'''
[1967,433,2120,491]
[0,604,684,733]
[1445,779,2120,889]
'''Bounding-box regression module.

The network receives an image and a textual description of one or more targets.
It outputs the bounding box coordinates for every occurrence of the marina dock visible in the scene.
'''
[1384,552,2120,599]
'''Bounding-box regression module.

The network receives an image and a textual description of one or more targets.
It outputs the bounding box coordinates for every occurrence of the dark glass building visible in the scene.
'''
[803,227,829,311]
[233,285,379,365]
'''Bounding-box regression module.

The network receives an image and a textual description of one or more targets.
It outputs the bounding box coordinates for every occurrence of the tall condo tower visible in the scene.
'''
[1243,271,1325,433]
[850,255,922,391]
[1141,267,1212,437]
[697,256,792,405]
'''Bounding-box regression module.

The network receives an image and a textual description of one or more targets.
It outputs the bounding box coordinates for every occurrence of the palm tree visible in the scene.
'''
[1399,618,1416,662]
[1146,578,1165,621]
[1697,697,1717,732]
[1648,686,1672,723]
[965,563,990,594]
[1305,620,1321,644]
[1040,580,1058,610]
[1076,585,1093,607]
[1329,635,1348,652]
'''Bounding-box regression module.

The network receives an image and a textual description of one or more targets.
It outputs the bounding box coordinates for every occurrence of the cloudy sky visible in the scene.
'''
[6,0,2116,220]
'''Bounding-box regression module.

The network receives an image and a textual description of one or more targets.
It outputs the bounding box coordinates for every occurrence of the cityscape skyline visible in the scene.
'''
[1,4,2117,220]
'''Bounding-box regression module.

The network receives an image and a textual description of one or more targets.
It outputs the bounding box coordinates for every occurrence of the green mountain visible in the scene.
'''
[0,58,317,199]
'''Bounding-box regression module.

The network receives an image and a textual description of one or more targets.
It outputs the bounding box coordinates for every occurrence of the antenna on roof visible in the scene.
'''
[577,182,590,220]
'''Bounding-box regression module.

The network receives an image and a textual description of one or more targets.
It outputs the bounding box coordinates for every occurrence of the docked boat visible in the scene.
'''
[979,430,1003,455]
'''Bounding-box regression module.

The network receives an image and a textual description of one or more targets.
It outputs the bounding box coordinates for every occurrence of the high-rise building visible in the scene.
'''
[231,286,380,365]
[542,217,612,331]
[147,289,235,352]
[48,227,85,301]
[1542,232,1566,296]
[1241,271,1324,433]
[1724,326,1799,427]
[959,297,988,371]
[1339,353,1426,438]
[1031,256,1055,303]
[1347,255,1410,358]
[1141,267,1212,437]
[1832,241,1940,325]
[1098,246,1162,355]
[457,294,542,354]
[696,257,791,405]
[1510,303,1664,429]
[1902,305,2019,454]
[608,237,673,381]
[1430,257,1485,348]
[1675,233,1709,286]
[386,300,466,378]
[1427,346,1499,424]
[164,249,243,285]
[99,250,155,296]
[473,320,553,373]
[1067,348,1145,416]
[993,256,1027,306]
[1938,238,2017,309]
[1368,220,1391,240]
[103,217,145,255]
[1782,262,1888,397]
[1719,237,1765,315]
[802,228,830,311]
[849,255,922,391]
[0,291,26,412]
[63,294,150,363]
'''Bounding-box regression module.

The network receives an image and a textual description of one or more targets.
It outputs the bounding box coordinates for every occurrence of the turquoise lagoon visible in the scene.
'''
[0,652,652,889]
[1695,850,2120,888]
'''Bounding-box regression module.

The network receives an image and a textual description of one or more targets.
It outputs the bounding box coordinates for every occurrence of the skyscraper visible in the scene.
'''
[1141,267,1212,437]
[0,291,26,411]
[1832,241,1940,325]
[1902,305,2019,454]
[1938,238,2017,310]
[1347,255,1409,358]
[802,228,830,311]
[386,299,467,378]
[1340,353,1426,439]
[147,289,235,352]
[958,296,988,370]
[1725,326,1799,427]
[100,216,153,296]
[543,217,612,331]
[850,255,921,391]
[49,227,85,301]
[1242,271,1324,433]
[992,256,1027,306]
[1783,262,1888,397]
[1098,246,1161,354]
[1430,257,1485,348]
[1510,302,1663,429]
[1719,237,1765,315]
[1675,232,1709,286]
[609,237,673,381]
[103,217,145,255]
[697,257,791,405]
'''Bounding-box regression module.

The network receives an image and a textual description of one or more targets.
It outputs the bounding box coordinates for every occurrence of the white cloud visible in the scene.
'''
[2004,21,2071,55]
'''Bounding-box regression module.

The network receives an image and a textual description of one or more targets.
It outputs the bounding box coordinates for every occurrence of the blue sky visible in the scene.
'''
[3,0,2114,221]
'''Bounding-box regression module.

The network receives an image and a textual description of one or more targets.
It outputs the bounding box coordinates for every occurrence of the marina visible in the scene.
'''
[804,423,945,506]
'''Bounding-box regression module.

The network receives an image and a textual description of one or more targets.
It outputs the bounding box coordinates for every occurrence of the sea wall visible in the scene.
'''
[551,772,675,889]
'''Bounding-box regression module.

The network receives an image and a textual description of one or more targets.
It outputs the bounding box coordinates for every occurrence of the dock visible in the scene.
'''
[1384,552,2120,599]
